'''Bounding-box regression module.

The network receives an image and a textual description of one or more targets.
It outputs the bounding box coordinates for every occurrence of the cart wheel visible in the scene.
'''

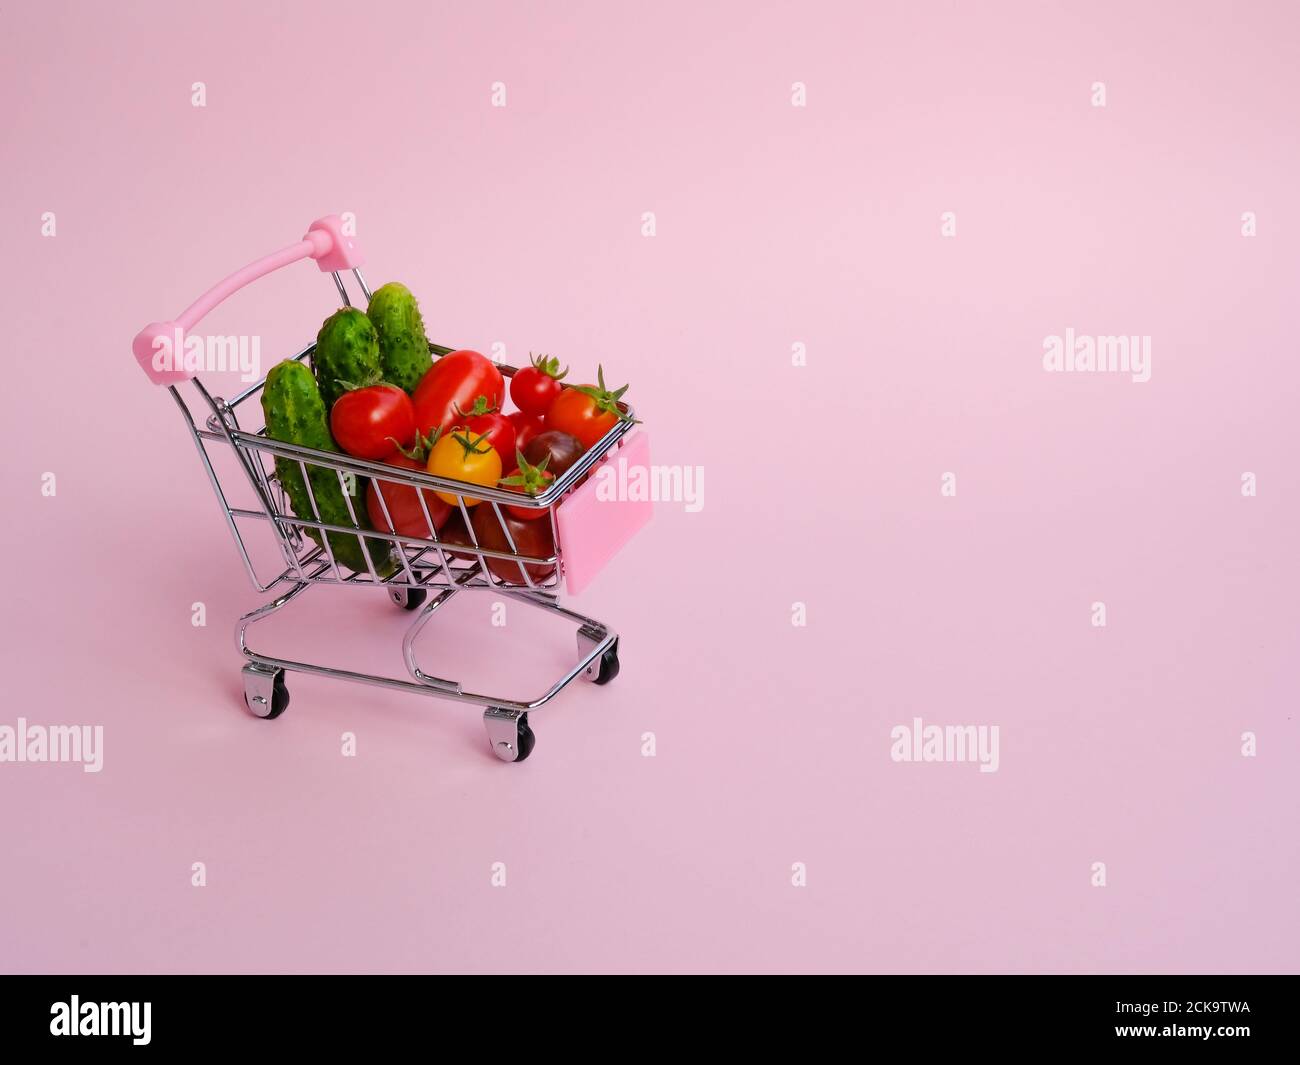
[389,587,427,611]
[514,715,536,762]
[483,707,536,763]
[242,664,289,720]
[584,641,620,686]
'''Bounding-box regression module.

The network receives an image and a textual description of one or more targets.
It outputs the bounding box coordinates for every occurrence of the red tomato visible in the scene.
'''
[365,453,452,541]
[330,384,416,460]
[436,511,478,563]
[543,366,632,450]
[412,350,504,440]
[507,411,544,453]
[452,396,515,472]
[509,353,567,417]
[471,504,556,584]
[499,451,556,521]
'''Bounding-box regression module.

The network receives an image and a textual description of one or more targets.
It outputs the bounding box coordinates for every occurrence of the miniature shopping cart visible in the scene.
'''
[133,215,650,762]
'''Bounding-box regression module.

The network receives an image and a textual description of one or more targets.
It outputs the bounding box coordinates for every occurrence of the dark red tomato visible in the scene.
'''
[436,511,478,563]
[330,384,416,460]
[452,396,515,472]
[412,350,504,440]
[522,430,584,480]
[507,411,544,453]
[543,366,631,450]
[471,504,556,584]
[365,453,451,541]
[509,353,567,417]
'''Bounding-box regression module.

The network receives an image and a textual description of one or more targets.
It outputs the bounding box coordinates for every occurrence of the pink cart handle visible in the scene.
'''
[132,215,364,385]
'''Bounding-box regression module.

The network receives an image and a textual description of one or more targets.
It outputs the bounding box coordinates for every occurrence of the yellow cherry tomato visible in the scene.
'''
[427,428,502,506]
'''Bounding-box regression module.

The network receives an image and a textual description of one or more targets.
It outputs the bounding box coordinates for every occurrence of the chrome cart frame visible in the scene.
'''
[145,222,636,763]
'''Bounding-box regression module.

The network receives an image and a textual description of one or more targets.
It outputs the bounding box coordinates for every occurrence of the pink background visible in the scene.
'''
[2,0,1297,973]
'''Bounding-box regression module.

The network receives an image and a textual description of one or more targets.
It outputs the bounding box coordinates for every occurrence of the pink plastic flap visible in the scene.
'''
[558,432,653,595]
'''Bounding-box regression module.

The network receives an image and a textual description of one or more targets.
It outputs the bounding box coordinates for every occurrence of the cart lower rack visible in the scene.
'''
[134,215,650,762]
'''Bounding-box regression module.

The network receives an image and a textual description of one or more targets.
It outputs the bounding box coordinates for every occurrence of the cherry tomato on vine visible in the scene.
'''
[509,353,567,418]
[452,395,515,472]
[544,365,634,450]
[499,450,556,521]
[427,428,502,506]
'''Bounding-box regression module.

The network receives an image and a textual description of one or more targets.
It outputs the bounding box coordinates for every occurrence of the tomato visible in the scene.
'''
[330,383,416,460]
[522,431,585,481]
[452,395,515,471]
[509,353,567,417]
[412,350,504,439]
[427,428,502,506]
[507,410,544,453]
[471,504,556,584]
[544,366,632,450]
[435,511,478,562]
[499,450,556,521]
[365,453,451,541]
[434,509,480,566]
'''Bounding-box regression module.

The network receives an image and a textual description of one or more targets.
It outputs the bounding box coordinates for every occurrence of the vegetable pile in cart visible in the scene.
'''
[132,216,651,762]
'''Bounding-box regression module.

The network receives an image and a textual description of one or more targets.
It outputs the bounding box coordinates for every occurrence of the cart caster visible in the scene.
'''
[483,707,535,763]
[389,587,427,611]
[242,663,289,719]
[582,641,620,685]
[577,626,620,685]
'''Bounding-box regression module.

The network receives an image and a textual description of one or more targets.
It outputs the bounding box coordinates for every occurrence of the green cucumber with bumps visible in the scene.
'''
[313,307,381,408]
[261,359,395,577]
[366,282,432,394]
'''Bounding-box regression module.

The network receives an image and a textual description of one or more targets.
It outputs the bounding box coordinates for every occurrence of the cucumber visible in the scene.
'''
[366,282,432,394]
[313,307,381,408]
[261,359,395,577]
